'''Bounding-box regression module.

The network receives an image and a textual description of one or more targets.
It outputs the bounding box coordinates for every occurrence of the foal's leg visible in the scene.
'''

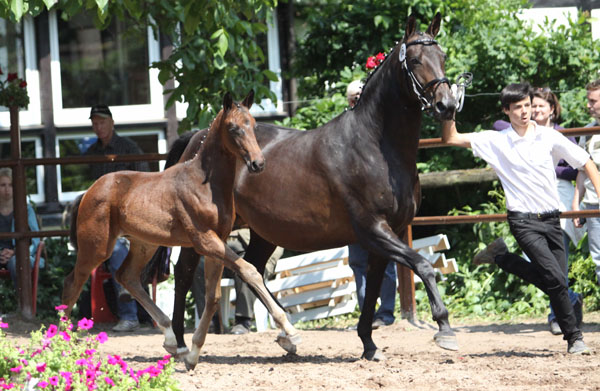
[357,254,388,361]
[184,232,300,370]
[114,241,177,352]
[184,256,224,370]
[62,233,117,318]
[357,223,457,356]
[172,247,201,356]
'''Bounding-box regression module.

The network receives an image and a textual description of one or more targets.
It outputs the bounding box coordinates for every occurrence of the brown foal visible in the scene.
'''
[61,91,300,370]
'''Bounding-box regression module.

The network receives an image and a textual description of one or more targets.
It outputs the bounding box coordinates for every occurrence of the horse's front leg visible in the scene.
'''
[358,222,457,355]
[184,256,224,371]
[114,242,177,354]
[224,249,301,353]
[172,247,201,357]
[358,255,388,361]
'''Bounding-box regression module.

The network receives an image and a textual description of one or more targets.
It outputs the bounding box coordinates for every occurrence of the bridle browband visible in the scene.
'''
[400,38,450,111]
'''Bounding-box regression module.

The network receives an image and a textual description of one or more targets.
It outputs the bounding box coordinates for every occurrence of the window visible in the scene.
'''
[0,137,44,203]
[49,10,163,126]
[0,16,41,128]
[55,129,166,202]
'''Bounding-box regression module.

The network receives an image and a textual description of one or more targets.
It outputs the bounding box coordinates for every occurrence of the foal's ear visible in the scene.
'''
[426,12,442,38]
[405,14,416,38]
[242,90,255,109]
[223,92,233,112]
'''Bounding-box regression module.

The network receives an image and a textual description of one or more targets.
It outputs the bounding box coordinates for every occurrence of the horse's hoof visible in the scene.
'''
[183,356,197,372]
[362,348,386,361]
[163,343,179,356]
[276,333,301,354]
[434,332,459,351]
[173,347,190,359]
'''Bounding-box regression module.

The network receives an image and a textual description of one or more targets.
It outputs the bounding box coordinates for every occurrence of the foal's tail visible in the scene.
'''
[69,193,84,251]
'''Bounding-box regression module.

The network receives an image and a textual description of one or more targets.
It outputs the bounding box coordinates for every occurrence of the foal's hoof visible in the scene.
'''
[362,348,386,362]
[434,331,459,351]
[183,355,197,372]
[173,346,190,359]
[276,333,301,354]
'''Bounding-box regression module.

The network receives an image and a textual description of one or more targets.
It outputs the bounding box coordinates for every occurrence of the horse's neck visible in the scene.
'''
[191,121,237,189]
[359,64,422,161]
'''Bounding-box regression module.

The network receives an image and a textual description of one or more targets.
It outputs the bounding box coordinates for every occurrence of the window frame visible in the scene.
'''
[48,10,165,127]
[0,16,42,128]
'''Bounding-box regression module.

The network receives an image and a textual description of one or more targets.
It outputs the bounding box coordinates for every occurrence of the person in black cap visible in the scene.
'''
[85,104,149,332]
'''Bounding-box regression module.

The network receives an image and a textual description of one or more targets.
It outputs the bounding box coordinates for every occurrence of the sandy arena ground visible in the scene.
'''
[5,312,600,390]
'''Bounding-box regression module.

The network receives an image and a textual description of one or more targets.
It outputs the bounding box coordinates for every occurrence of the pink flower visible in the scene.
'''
[96,332,108,344]
[37,381,48,388]
[55,304,68,311]
[366,56,378,69]
[48,376,59,386]
[60,331,71,341]
[0,321,8,329]
[45,324,58,338]
[36,363,47,373]
[85,349,96,356]
[75,359,87,366]
[104,377,115,386]
[77,318,93,330]
[9,366,22,373]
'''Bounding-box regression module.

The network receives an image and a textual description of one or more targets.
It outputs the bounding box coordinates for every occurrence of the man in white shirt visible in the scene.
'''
[442,83,600,355]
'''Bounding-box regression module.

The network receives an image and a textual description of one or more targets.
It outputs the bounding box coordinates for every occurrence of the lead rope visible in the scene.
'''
[450,72,473,113]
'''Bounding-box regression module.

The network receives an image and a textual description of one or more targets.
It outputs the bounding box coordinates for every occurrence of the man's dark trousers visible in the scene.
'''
[495,212,581,343]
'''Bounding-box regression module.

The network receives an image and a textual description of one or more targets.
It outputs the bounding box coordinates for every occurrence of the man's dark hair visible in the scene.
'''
[586,79,600,92]
[500,83,533,110]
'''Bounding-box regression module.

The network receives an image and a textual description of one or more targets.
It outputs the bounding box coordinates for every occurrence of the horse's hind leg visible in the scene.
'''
[114,241,177,353]
[357,223,457,355]
[357,255,388,361]
[62,234,116,318]
[172,247,201,356]
[184,256,224,371]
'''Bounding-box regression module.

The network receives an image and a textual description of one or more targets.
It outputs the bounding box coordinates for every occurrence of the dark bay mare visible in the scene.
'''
[167,13,458,361]
[61,91,301,370]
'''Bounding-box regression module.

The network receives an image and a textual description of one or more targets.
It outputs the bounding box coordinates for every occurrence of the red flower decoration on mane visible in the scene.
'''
[365,52,386,70]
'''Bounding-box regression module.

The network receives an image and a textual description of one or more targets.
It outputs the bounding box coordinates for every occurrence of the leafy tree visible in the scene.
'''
[0,0,278,130]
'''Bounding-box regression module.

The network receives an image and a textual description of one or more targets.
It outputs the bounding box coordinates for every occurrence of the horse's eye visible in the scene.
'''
[410,58,421,66]
[229,126,244,136]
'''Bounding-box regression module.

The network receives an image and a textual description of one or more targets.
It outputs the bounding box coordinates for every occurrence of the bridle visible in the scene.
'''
[399,38,450,111]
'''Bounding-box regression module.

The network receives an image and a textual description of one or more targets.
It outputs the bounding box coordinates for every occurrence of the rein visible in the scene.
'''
[399,38,450,112]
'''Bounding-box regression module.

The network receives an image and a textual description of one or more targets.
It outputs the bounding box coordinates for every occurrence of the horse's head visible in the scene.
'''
[219,90,265,173]
[399,12,456,120]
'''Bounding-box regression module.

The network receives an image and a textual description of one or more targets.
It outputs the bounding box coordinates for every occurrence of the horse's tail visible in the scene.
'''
[69,193,84,251]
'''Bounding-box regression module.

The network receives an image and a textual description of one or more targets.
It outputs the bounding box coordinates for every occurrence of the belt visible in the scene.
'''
[507,210,560,220]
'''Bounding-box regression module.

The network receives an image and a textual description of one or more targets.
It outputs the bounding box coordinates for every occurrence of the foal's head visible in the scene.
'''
[217,90,264,173]
[399,13,456,120]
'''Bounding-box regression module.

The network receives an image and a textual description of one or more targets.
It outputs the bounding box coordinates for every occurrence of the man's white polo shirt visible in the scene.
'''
[468,121,589,213]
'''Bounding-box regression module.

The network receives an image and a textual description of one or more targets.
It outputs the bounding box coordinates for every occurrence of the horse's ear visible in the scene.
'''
[223,92,233,112]
[405,14,416,38]
[242,90,254,109]
[426,12,442,38]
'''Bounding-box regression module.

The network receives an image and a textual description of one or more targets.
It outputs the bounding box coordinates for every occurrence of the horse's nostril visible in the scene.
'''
[436,101,447,113]
[251,160,265,173]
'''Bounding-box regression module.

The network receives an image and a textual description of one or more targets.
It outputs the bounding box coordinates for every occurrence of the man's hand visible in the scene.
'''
[0,248,14,264]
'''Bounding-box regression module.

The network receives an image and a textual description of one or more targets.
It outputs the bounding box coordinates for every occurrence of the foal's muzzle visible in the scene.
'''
[247,157,265,173]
